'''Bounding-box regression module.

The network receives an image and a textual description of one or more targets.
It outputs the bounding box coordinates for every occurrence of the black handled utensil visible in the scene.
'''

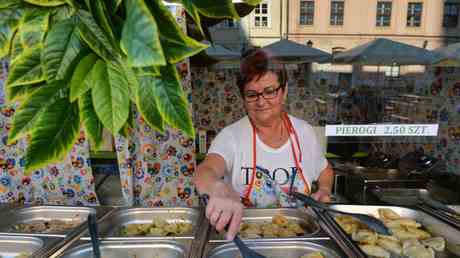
[88,213,101,258]
[419,195,460,218]
[200,194,267,258]
[292,192,392,235]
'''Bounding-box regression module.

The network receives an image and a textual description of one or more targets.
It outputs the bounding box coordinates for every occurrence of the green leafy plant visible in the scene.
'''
[0,0,260,172]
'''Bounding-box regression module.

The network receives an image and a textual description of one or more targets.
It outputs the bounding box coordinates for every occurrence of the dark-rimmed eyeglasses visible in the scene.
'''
[244,85,283,102]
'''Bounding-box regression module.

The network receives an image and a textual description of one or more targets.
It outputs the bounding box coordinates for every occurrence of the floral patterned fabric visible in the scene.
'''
[114,4,197,207]
[0,62,98,205]
[192,65,460,175]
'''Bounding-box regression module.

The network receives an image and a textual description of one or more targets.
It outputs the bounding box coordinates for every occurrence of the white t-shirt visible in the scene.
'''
[208,115,327,197]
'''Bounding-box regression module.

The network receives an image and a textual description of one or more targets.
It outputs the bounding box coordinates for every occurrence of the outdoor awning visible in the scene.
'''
[333,38,437,65]
[432,42,460,67]
[203,41,241,61]
[261,39,331,63]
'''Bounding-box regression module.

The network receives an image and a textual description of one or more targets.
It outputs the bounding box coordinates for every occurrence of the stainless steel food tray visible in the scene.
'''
[205,240,343,258]
[61,240,189,258]
[329,204,460,258]
[85,207,203,240]
[0,235,44,257]
[208,208,323,242]
[371,187,429,206]
[0,205,111,237]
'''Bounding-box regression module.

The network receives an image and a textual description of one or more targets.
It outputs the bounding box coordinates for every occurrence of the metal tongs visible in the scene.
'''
[419,195,460,218]
[201,194,267,258]
[88,213,101,258]
[292,192,392,235]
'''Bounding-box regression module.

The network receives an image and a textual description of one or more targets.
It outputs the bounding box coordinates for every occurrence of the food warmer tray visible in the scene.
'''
[0,205,112,237]
[60,240,190,258]
[326,204,460,258]
[204,240,345,258]
[82,207,205,241]
[0,235,61,258]
[208,208,326,242]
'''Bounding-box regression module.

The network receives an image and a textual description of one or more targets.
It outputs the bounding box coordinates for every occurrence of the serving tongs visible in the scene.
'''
[419,195,460,218]
[88,213,101,258]
[292,192,392,235]
[201,194,267,258]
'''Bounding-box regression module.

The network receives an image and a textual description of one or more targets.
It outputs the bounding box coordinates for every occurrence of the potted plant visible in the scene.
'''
[0,0,260,172]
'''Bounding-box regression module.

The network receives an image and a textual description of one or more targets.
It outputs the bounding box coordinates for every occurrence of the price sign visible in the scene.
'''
[325,124,439,136]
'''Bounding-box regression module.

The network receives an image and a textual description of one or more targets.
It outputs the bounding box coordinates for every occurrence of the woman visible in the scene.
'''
[193,49,334,240]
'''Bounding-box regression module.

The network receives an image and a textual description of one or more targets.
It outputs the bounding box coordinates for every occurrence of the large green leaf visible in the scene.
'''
[9,31,23,62]
[0,8,22,58]
[43,17,83,82]
[121,0,165,67]
[6,45,44,88]
[91,60,129,134]
[79,92,103,149]
[6,82,42,102]
[69,53,98,102]
[51,5,74,22]
[92,0,117,48]
[19,9,50,48]
[8,81,64,143]
[77,10,118,61]
[25,97,80,172]
[147,0,207,64]
[0,0,21,9]
[108,0,123,14]
[242,0,263,6]
[137,75,164,132]
[180,0,203,36]
[24,0,66,7]
[150,64,194,137]
[192,0,239,19]
[119,60,139,102]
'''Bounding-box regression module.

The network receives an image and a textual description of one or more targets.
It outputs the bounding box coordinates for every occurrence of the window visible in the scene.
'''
[443,2,460,28]
[254,3,269,27]
[215,19,239,29]
[407,2,423,27]
[376,1,392,27]
[300,0,315,25]
[330,1,344,26]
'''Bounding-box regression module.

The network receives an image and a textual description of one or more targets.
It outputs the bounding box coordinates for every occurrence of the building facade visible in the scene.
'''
[210,0,460,52]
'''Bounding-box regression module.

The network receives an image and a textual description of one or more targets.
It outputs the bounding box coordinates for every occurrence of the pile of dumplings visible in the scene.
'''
[120,218,192,236]
[335,208,445,258]
[239,214,306,238]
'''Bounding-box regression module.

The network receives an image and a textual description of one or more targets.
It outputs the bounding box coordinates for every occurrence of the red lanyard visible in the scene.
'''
[244,113,310,201]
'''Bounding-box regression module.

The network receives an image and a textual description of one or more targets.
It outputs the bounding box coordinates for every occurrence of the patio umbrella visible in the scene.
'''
[432,42,460,67]
[261,39,331,63]
[333,38,437,65]
[203,41,241,61]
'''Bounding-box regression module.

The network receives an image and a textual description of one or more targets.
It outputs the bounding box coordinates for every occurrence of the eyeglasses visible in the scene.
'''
[244,85,283,102]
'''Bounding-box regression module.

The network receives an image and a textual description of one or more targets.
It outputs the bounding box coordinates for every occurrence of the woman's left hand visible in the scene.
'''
[311,188,331,203]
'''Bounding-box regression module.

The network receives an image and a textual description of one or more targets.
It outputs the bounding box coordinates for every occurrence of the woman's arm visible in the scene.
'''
[312,162,334,202]
[192,154,243,240]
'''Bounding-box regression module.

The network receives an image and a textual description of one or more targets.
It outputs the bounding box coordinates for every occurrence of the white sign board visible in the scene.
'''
[325,124,439,137]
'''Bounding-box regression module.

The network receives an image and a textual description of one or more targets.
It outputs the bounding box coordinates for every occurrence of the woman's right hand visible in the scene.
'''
[206,181,244,241]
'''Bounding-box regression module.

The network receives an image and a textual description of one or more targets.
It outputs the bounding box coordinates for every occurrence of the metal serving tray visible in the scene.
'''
[0,206,106,237]
[86,207,203,240]
[371,187,429,206]
[205,240,343,258]
[329,204,460,257]
[61,240,188,258]
[209,208,322,242]
[0,235,44,257]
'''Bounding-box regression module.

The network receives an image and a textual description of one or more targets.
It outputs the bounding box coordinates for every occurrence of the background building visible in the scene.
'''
[211,0,460,52]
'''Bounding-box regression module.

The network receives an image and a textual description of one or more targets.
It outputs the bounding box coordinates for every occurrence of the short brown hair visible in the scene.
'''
[236,49,287,96]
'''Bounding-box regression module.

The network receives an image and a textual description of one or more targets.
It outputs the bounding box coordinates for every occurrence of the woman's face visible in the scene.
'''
[243,71,287,126]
